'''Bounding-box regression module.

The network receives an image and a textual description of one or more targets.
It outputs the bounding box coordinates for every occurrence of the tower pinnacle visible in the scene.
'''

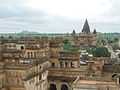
[82,19,90,34]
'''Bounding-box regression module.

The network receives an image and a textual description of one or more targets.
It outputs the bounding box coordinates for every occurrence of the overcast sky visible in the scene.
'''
[0,0,120,33]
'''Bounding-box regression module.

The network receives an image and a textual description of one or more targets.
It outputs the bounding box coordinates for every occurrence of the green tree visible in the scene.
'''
[87,47,111,57]
[114,38,119,43]
[63,39,79,52]
[63,39,72,50]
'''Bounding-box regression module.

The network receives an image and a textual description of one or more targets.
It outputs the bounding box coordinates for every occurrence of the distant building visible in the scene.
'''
[74,19,97,47]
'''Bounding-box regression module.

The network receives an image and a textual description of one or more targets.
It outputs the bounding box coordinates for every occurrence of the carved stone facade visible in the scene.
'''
[49,37,63,68]
[0,38,50,90]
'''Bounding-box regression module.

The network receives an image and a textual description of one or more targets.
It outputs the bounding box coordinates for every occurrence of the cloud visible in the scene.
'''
[0,0,119,33]
[107,0,120,16]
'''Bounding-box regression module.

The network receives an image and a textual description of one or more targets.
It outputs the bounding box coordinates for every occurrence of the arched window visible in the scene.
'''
[21,46,24,50]
[27,52,30,58]
[65,62,68,68]
[31,52,33,58]
[34,52,37,58]
[71,62,74,68]
[61,84,68,90]
[49,84,57,90]
[52,63,55,68]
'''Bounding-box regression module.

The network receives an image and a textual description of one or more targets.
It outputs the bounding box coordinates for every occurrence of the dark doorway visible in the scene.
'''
[49,84,57,90]
[52,63,55,68]
[61,84,68,90]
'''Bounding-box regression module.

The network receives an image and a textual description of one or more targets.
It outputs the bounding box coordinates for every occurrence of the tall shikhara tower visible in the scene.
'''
[74,19,97,47]
[82,19,91,34]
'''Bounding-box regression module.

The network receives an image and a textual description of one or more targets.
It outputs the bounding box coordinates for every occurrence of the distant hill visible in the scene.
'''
[19,30,39,34]
[0,31,120,39]
[97,33,120,40]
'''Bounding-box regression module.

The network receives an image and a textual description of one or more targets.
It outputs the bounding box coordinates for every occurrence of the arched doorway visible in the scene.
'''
[61,84,68,90]
[49,84,57,90]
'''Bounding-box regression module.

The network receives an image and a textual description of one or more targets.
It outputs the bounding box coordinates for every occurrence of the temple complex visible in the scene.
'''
[0,19,119,90]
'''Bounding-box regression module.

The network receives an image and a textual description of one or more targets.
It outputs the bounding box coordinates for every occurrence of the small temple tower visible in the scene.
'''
[71,29,76,36]
[93,29,97,34]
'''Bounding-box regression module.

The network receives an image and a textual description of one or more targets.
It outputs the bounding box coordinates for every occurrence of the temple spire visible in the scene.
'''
[82,19,90,34]
[93,28,97,34]
[72,29,76,36]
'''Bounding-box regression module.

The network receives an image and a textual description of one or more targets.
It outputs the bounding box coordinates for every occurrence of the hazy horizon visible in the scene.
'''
[0,0,120,33]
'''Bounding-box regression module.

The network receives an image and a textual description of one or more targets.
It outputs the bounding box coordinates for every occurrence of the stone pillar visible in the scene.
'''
[68,62,71,68]
[56,81,61,90]
[63,61,66,68]
[117,77,120,85]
